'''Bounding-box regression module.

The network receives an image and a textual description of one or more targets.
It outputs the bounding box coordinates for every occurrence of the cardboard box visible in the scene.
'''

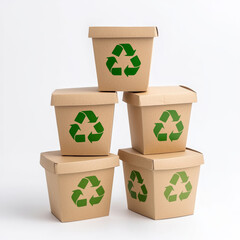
[89,27,158,91]
[51,87,118,155]
[118,148,204,220]
[40,151,119,222]
[123,86,197,154]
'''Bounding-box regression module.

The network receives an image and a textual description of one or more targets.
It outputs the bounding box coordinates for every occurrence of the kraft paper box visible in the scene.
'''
[40,151,119,222]
[123,86,197,154]
[51,87,118,156]
[89,27,158,91]
[118,148,204,220]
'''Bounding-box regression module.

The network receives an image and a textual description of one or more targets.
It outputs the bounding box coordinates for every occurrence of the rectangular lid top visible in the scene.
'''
[89,27,158,38]
[51,87,118,106]
[123,86,197,106]
[118,148,204,170]
[40,151,119,174]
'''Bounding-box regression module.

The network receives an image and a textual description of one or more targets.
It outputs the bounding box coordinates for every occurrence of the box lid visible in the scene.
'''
[51,87,118,106]
[40,151,119,174]
[123,86,197,106]
[89,27,158,38]
[118,148,204,170]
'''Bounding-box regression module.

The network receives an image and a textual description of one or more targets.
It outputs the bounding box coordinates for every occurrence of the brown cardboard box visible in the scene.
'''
[40,151,119,222]
[51,87,118,155]
[89,27,158,91]
[123,86,197,154]
[118,148,204,220]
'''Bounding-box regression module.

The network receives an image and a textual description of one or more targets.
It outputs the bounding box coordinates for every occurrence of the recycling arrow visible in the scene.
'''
[153,123,167,141]
[124,66,140,77]
[69,110,104,143]
[78,178,89,189]
[89,185,105,206]
[71,176,105,207]
[153,110,184,142]
[169,173,179,185]
[130,170,144,184]
[179,181,192,201]
[75,110,98,124]
[164,171,192,202]
[106,57,121,76]
[86,176,101,187]
[69,124,85,142]
[138,184,148,202]
[120,43,136,56]
[88,121,104,143]
[112,45,123,57]
[177,171,189,183]
[106,43,141,77]
[128,170,148,202]
[128,180,137,199]
[164,186,177,202]
[112,43,136,57]
[71,189,87,207]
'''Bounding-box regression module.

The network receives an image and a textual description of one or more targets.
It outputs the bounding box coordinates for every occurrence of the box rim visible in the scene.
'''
[118,148,204,170]
[40,151,120,174]
[122,85,197,107]
[88,26,158,38]
[51,87,118,107]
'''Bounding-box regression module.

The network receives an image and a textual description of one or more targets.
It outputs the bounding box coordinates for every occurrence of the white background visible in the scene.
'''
[1,0,240,239]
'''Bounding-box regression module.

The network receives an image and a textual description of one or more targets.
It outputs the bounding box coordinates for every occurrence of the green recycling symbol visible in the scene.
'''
[69,110,104,143]
[106,43,141,76]
[164,171,192,202]
[128,170,148,202]
[153,110,184,142]
[71,176,105,207]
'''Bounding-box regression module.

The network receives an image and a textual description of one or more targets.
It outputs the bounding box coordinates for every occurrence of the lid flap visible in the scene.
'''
[89,27,158,38]
[118,148,204,170]
[51,87,118,106]
[40,151,119,174]
[123,86,197,106]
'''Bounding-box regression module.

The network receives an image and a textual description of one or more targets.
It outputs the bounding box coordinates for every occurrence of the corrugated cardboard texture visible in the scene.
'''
[45,167,115,222]
[121,148,203,219]
[54,104,115,155]
[127,102,193,154]
[89,27,158,38]
[118,148,204,170]
[51,87,118,106]
[41,151,119,174]
[123,86,197,106]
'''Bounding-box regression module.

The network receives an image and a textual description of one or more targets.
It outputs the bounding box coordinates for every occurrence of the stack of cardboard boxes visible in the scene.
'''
[40,27,204,222]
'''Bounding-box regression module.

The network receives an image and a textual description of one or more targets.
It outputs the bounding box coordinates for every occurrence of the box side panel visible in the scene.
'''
[141,103,192,154]
[154,166,201,219]
[122,162,155,219]
[93,38,153,91]
[45,171,62,221]
[127,105,144,153]
[55,104,115,155]
[59,168,115,222]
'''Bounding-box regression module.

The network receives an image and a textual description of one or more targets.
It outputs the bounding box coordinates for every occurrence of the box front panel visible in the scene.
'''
[154,166,200,219]
[58,168,115,222]
[92,38,153,91]
[123,162,154,219]
[142,103,192,154]
[55,104,114,155]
